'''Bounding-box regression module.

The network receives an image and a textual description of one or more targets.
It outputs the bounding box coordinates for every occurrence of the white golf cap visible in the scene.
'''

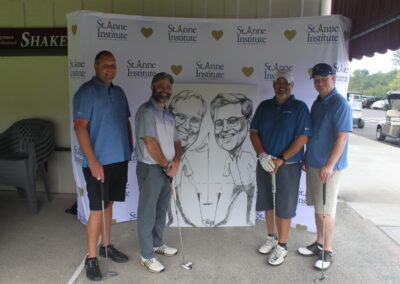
[274,70,294,83]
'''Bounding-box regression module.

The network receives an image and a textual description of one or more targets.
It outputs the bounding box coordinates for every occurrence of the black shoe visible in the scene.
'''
[99,245,129,263]
[85,257,102,281]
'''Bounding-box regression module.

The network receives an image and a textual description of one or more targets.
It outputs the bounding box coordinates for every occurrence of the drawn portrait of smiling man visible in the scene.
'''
[210,92,256,226]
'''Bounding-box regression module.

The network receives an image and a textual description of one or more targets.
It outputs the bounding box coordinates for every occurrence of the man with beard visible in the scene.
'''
[134,72,182,273]
[250,70,311,266]
[167,90,207,226]
[210,93,256,226]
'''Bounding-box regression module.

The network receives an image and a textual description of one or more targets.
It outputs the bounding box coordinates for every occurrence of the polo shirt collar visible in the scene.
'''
[149,97,166,111]
[92,76,114,88]
[273,94,295,106]
[318,88,337,104]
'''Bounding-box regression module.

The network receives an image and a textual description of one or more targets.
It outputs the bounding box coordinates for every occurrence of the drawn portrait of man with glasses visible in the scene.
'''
[210,92,256,226]
[167,90,207,226]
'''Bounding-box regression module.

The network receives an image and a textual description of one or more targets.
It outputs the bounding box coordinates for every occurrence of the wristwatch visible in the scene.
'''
[162,165,172,173]
[277,154,286,164]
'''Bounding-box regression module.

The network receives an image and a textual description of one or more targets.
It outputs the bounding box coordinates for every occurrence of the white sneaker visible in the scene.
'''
[297,241,322,256]
[314,251,333,270]
[258,236,278,254]
[140,256,165,273]
[153,244,178,256]
[258,235,277,255]
[268,244,287,266]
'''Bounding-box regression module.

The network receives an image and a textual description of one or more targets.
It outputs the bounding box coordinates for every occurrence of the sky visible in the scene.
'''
[349,49,398,75]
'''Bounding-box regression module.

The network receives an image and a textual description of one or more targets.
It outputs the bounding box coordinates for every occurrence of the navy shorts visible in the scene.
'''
[255,162,301,219]
[83,161,128,211]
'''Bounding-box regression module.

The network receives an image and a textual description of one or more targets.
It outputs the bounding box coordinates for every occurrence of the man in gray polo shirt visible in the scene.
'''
[134,72,182,273]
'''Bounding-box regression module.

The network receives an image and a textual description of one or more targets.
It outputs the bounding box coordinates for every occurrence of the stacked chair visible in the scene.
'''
[0,119,55,213]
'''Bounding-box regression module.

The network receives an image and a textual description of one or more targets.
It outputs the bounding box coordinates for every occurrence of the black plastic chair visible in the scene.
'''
[0,119,55,213]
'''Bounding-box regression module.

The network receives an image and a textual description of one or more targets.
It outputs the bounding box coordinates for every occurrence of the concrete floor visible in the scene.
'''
[0,133,399,283]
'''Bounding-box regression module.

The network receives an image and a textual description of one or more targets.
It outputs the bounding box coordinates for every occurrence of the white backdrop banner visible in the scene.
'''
[67,11,351,231]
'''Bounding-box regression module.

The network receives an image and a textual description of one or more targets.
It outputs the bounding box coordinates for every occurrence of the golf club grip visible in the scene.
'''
[271,173,276,193]
[171,177,177,201]
[322,183,326,206]
[100,180,105,201]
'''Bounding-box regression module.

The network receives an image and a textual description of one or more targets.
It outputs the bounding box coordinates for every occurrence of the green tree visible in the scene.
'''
[348,69,369,92]
[388,70,400,91]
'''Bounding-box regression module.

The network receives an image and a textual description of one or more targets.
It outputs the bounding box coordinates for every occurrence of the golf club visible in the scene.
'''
[171,177,193,270]
[197,192,204,223]
[213,192,222,225]
[314,182,327,282]
[99,178,118,277]
[271,173,278,250]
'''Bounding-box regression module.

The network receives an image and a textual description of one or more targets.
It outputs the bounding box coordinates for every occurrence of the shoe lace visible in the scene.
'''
[144,258,155,267]
[155,245,167,254]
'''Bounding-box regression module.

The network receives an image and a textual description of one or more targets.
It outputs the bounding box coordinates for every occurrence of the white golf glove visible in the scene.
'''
[258,152,275,172]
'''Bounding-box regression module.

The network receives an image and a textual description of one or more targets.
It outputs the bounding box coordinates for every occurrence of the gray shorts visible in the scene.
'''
[256,162,301,219]
[306,167,342,215]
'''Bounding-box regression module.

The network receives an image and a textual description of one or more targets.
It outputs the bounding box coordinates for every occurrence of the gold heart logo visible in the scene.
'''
[242,66,254,77]
[72,24,77,35]
[307,67,312,76]
[171,65,183,75]
[79,187,84,197]
[284,29,296,41]
[296,224,308,230]
[343,30,350,41]
[211,30,223,40]
[141,27,153,38]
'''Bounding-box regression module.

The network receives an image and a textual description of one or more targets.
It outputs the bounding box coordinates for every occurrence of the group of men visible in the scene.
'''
[73,50,352,281]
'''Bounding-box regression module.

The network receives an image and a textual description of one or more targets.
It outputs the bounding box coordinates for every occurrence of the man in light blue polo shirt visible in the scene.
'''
[298,63,352,270]
[135,72,181,273]
[73,50,133,281]
[250,70,311,266]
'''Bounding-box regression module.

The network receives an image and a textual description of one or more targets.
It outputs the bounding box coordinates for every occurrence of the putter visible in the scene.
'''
[314,183,327,282]
[99,179,118,277]
[271,173,278,250]
[171,177,193,270]
[197,193,204,223]
[213,192,222,225]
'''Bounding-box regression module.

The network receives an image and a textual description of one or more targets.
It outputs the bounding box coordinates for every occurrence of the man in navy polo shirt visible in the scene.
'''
[298,63,352,270]
[250,70,311,266]
[73,50,133,281]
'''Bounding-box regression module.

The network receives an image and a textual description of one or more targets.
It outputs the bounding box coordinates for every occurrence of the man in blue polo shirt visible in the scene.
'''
[250,70,311,266]
[297,63,352,270]
[135,72,181,273]
[73,50,133,281]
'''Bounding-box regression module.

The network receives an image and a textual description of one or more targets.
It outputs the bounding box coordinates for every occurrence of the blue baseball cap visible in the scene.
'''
[310,63,336,79]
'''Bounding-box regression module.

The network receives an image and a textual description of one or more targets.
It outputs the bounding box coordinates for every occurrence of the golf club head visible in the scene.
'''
[105,271,118,277]
[181,262,193,270]
[314,275,326,282]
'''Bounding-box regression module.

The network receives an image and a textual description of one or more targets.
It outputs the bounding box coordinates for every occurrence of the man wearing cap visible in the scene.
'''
[73,50,132,281]
[297,63,352,270]
[250,70,311,266]
[135,72,181,273]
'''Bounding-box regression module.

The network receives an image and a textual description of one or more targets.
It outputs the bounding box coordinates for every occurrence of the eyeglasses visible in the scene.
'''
[154,84,172,91]
[214,116,246,132]
[313,76,330,84]
[97,63,116,69]
[175,113,201,129]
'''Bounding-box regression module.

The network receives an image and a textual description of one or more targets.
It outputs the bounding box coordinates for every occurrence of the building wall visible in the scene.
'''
[0,0,325,194]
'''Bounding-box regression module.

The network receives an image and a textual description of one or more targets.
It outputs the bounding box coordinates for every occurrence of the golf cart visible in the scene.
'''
[376,91,400,143]
[347,91,365,128]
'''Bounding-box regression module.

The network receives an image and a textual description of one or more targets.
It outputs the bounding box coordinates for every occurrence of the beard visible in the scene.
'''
[152,90,171,104]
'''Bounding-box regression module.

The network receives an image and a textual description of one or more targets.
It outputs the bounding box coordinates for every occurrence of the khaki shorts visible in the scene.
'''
[306,167,342,215]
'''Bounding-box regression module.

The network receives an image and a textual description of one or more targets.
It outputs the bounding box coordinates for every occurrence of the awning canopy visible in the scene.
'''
[332,0,400,60]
